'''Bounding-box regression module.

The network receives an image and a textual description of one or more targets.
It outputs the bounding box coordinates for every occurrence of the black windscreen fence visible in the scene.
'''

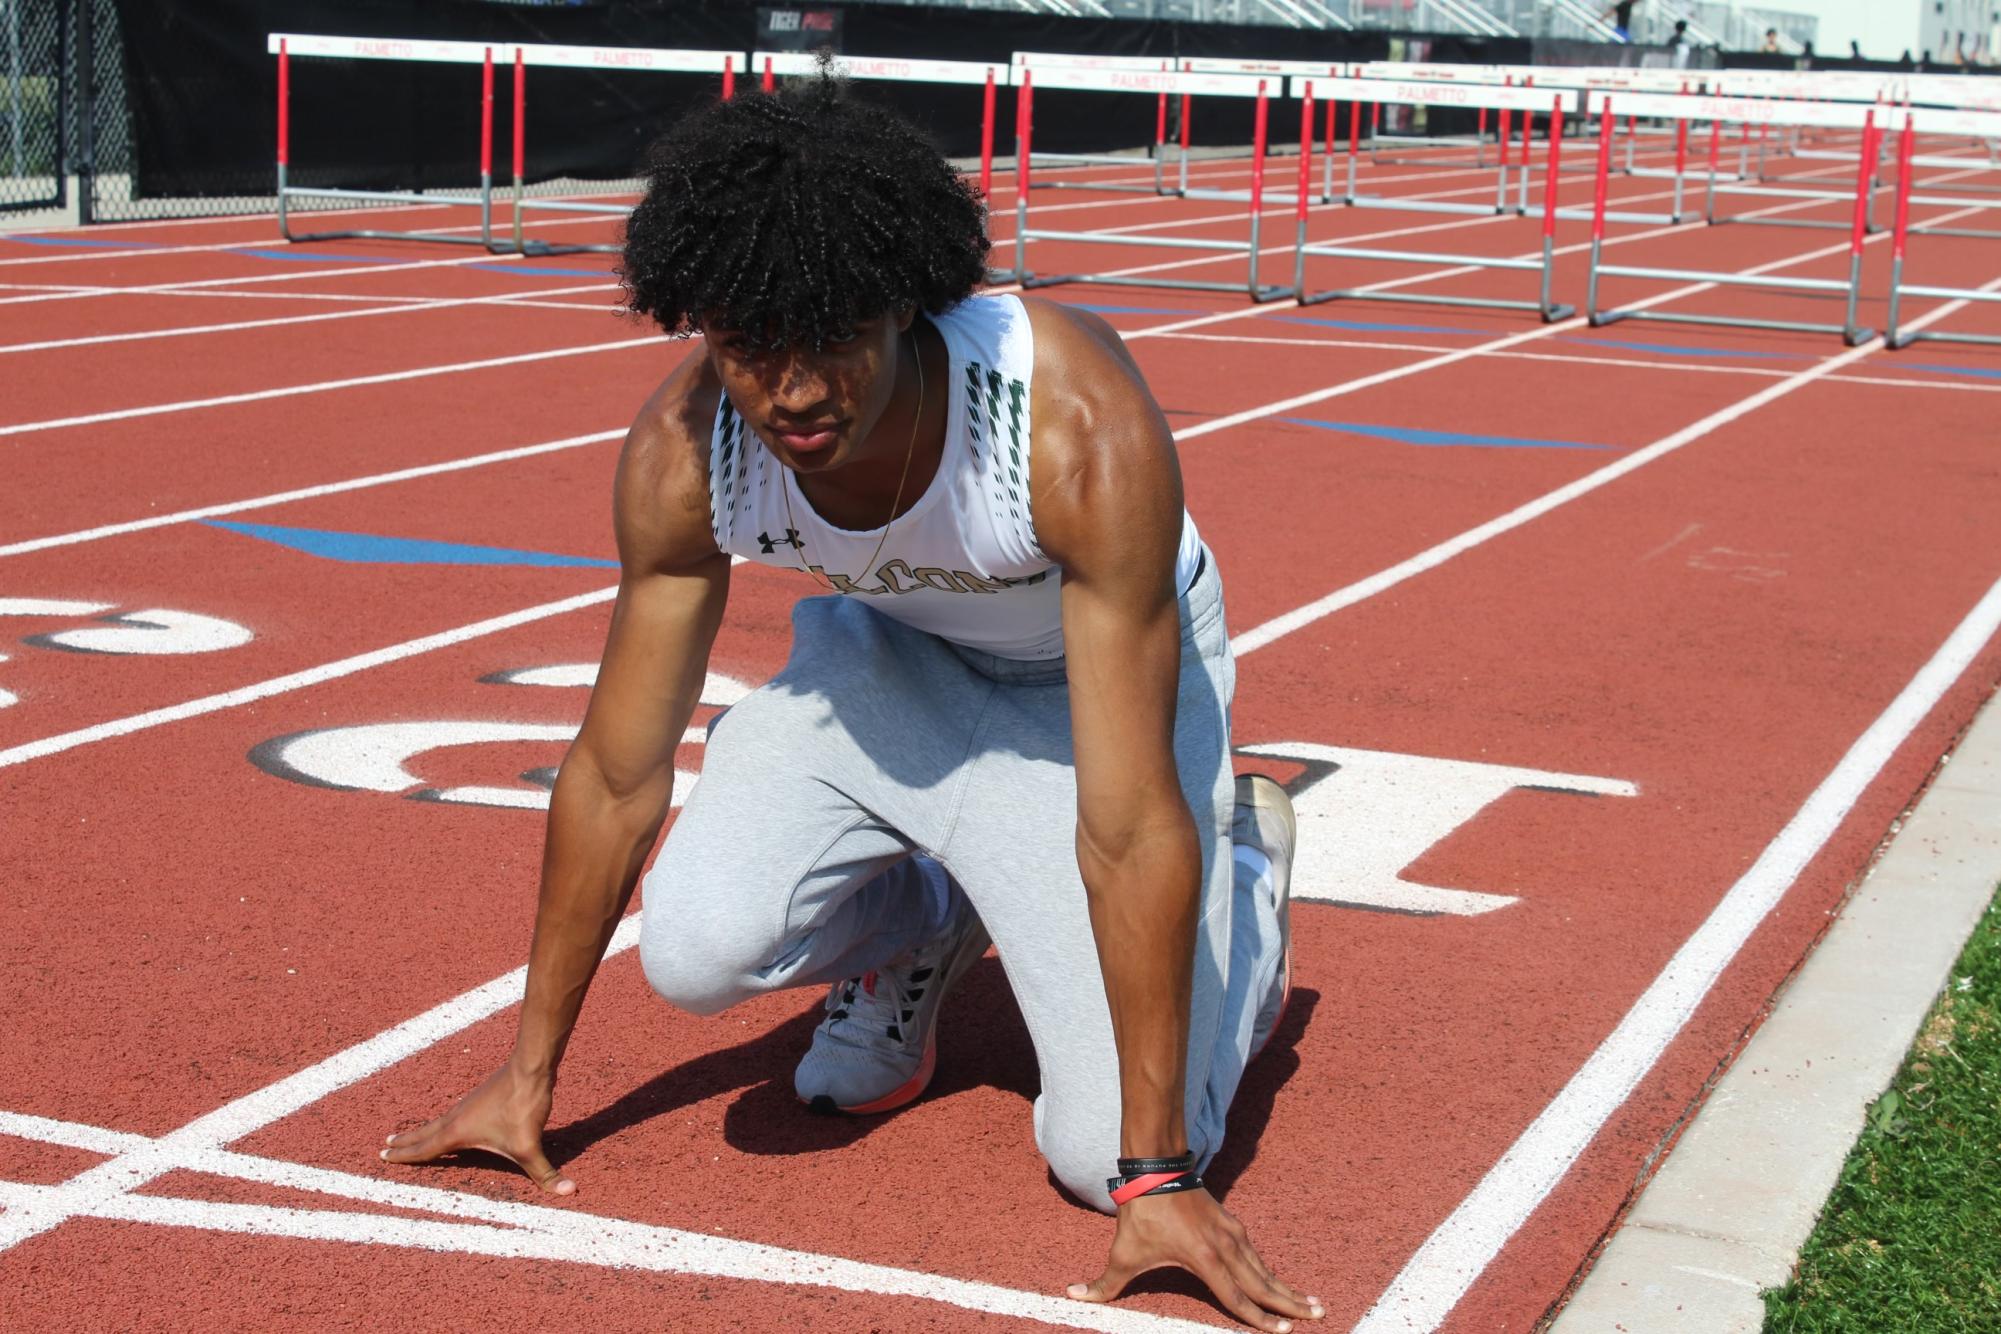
[99,0,1530,213]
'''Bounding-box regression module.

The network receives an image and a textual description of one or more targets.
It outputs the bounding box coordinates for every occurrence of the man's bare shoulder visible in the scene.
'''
[1019,297,1173,481]
[1015,298,1181,565]
[615,344,727,576]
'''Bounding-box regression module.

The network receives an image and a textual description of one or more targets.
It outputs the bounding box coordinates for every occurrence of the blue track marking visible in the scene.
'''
[1,235,164,250]
[1068,302,1205,316]
[1559,335,1805,361]
[1283,418,1615,450]
[225,249,405,265]
[206,520,618,568]
[468,263,611,278]
[1277,315,1488,336]
[1903,362,2001,382]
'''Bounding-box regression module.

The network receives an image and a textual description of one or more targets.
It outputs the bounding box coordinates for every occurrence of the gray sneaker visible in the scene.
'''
[794,872,991,1114]
[1234,774,1296,1058]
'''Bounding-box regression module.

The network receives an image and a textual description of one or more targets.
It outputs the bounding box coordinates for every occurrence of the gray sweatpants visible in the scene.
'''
[637,554,1283,1212]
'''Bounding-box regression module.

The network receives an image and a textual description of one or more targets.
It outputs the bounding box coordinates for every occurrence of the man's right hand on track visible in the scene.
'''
[381,1062,575,1196]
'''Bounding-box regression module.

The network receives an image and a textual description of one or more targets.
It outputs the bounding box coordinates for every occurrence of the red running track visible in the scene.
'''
[3,141,2001,1332]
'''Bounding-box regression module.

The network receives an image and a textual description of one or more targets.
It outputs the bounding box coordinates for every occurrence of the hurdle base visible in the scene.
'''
[507,238,620,257]
[1593,308,1865,343]
[1020,272,1291,303]
[279,186,492,249]
[1889,328,2001,350]
[1299,287,1563,320]
[285,226,489,247]
[1713,213,1884,235]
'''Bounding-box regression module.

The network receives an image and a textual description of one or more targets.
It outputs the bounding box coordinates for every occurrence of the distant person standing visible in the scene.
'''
[1602,0,1639,42]
[1848,40,1862,61]
[1669,19,1694,69]
[1762,28,1781,54]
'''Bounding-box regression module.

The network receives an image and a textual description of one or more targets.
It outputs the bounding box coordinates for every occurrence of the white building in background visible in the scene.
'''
[1772,0,2000,61]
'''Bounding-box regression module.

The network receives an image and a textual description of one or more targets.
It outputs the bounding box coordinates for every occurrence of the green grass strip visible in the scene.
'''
[1762,882,2001,1332]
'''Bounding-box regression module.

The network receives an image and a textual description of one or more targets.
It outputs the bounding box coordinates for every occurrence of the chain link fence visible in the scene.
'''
[0,0,68,213]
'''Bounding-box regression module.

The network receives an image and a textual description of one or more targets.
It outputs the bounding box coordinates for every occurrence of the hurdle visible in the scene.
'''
[1638,91,1896,235]
[502,43,739,256]
[272,34,500,248]
[1319,76,1576,219]
[1872,104,2001,239]
[1584,97,1882,346]
[1001,68,1290,302]
[756,50,1010,199]
[1010,52,1177,195]
[1885,111,2001,349]
[1290,79,1574,322]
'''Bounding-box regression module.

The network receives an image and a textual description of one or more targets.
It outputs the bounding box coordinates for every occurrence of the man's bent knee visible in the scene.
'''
[638,924,754,1017]
[1034,1098,1118,1215]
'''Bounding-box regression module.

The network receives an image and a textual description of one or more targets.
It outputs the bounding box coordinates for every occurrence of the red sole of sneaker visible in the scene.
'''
[798,1035,939,1116]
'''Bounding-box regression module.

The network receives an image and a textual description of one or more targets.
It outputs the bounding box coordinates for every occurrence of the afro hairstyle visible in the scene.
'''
[619,65,991,350]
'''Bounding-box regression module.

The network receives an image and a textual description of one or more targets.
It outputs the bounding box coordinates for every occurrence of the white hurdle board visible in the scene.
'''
[1181,57,1351,78]
[1011,51,1172,73]
[1586,88,2000,136]
[1024,67,1274,98]
[756,50,1009,86]
[267,32,740,73]
[1291,75,1583,114]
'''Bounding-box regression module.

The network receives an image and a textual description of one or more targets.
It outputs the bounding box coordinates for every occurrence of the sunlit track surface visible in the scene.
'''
[3,135,2001,1333]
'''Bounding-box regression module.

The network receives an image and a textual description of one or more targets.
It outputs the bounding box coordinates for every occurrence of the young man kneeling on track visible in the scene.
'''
[384,73,1317,1330]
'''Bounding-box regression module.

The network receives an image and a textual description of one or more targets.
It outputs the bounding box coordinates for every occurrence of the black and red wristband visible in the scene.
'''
[1107,1153,1203,1207]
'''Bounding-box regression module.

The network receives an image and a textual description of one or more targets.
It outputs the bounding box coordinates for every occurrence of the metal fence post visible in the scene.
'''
[73,0,94,224]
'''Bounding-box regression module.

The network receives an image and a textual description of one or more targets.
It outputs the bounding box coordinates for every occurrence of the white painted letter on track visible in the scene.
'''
[1238,741,1638,917]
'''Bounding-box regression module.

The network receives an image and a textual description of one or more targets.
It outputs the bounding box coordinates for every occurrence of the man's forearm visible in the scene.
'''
[1079,809,1203,1159]
[508,758,676,1079]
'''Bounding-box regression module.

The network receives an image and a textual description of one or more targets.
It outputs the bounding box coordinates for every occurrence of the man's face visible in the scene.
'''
[702,309,914,475]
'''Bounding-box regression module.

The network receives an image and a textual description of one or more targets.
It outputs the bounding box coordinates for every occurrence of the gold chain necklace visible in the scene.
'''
[780,327,924,594]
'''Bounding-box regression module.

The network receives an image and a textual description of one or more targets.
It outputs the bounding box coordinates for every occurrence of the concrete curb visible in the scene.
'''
[1551,683,2001,1332]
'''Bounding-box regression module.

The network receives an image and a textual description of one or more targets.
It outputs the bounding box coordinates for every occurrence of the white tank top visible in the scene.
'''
[707,293,1203,661]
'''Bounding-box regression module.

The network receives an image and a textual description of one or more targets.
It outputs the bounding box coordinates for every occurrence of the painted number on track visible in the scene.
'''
[0,597,254,709]
[249,664,751,811]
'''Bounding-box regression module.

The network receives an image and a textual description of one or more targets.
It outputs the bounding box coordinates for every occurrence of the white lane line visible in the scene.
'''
[1229,267,2001,657]
[0,1115,1214,1333]
[0,586,619,771]
[0,218,1984,1316]
[0,180,1931,557]
[1163,331,2001,396]
[1355,571,2001,1333]
[0,429,626,559]
[0,282,626,355]
[0,194,647,269]
[1337,276,2001,1332]
[0,142,1784,441]
[0,335,664,438]
[0,251,562,306]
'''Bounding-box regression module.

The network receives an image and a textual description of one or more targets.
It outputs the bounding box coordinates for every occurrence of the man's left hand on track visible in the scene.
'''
[1067,1187,1323,1332]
